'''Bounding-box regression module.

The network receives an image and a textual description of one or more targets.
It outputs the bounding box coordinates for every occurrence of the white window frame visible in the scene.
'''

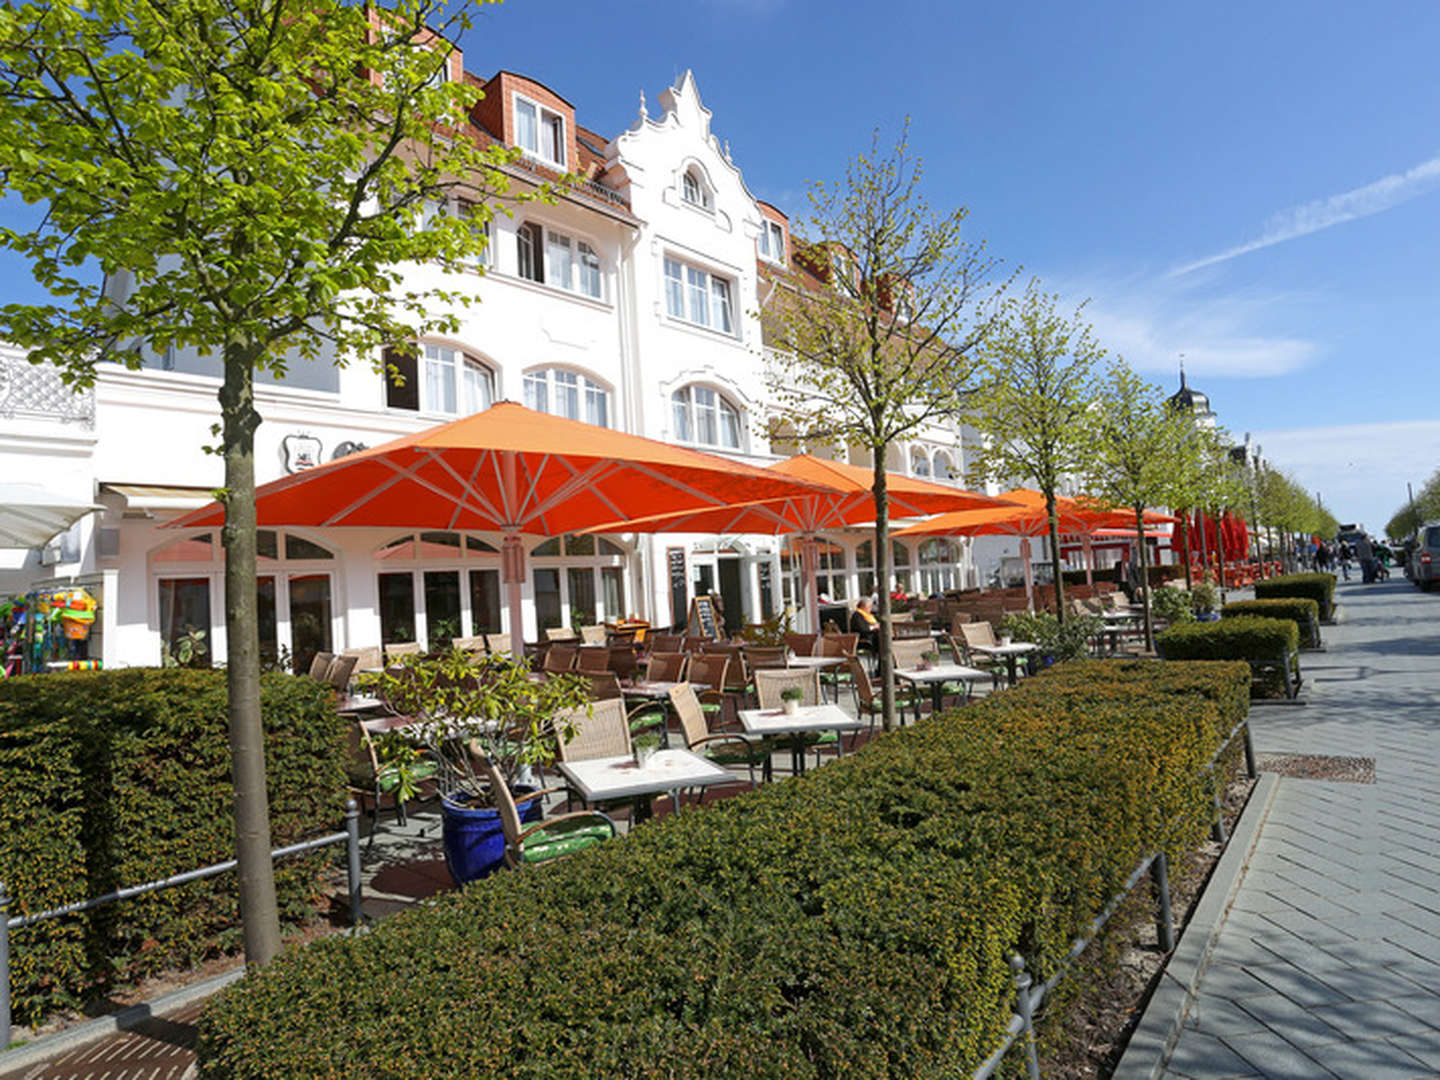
[523,367,611,427]
[375,532,505,646]
[681,166,713,212]
[662,255,737,335]
[910,447,931,478]
[513,92,566,169]
[671,383,743,450]
[758,219,786,264]
[421,343,495,417]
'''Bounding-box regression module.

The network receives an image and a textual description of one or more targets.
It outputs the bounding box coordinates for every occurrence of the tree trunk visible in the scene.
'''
[1044,489,1066,623]
[1179,517,1192,589]
[873,457,897,732]
[220,342,281,967]
[1136,503,1154,652]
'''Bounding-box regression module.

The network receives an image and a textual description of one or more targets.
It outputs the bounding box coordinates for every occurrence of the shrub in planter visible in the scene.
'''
[1157,616,1299,698]
[0,669,345,1027]
[998,610,1102,663]
[1150,586,1195,625]
[1222,597,1321,648]
[1188,581,1219,617]
[197,660,1249,1079]
[1255,572,1336,620]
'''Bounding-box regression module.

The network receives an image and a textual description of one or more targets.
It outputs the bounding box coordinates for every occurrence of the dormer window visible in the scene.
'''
[681,167,713,211]
[758,220,786,264]
[514,94,565,168]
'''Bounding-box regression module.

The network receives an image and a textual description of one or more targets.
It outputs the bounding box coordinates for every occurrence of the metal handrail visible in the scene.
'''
[0,800,364,1047]
[973,715,1256,1079]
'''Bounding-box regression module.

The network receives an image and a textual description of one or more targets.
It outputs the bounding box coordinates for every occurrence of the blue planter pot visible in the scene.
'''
[1197,612,1221,622]
[441,785,542,885]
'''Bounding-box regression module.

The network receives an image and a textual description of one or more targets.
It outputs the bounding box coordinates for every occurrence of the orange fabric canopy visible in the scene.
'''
[588,454,1013,535]
[171,403,834,534]
[895,489,1175,539]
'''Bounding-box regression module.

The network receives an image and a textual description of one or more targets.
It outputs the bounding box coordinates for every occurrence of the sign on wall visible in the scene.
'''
[281,433,322,474]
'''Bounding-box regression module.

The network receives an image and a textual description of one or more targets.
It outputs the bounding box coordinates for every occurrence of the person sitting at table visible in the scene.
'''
[849,597,880,655]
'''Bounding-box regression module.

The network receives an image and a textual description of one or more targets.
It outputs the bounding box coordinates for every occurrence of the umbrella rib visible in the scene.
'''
[321,466,413,526]
[431,451,504,528]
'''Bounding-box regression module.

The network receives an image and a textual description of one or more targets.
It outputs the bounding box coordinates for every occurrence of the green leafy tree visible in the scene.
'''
[761,126,1010,731]
[966,281,1101,620]
[1082,362,1192,650]
[0,0,522,965]
[1386,470,1440,540]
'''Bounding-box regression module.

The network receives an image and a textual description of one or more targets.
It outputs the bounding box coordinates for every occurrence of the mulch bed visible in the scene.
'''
[1254,752,1374,783]
[1035,765,1258,1078]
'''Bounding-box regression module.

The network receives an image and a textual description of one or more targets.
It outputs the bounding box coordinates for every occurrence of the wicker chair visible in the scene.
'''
[890,639,934,671]
[646,652,688,682]
[646,632,684,654]
[474,753,614,870]
[754,668,821,709]
[346,718,438,843]
[484,633,512,656]
[341,645,383,674]
[784,632,819,657]
[307,651,335,680]
[669,683,768,788]
[545,627,580,643]
[576,645,611,674]
[607,643,639,681]
[384,641,422,663]
[326,653,358,693]
[579,625,608,645]
[449,635,486,654]
[946,632,1002,693]
[581,672,624,701]
[543,644,578,674]
[742,645,788,673]
[819,633,858,704]
[555,698,631,763]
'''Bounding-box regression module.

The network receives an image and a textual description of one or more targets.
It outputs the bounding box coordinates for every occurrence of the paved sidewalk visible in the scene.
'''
[1165,579,1440,1079]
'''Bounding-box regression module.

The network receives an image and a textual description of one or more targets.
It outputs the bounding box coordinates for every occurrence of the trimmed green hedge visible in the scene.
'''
[1157,616,1299,698]
[0,669,347,1026]
[1255,572,1336,620]
[1222,598,1321,648]
[196,660,1249,1079]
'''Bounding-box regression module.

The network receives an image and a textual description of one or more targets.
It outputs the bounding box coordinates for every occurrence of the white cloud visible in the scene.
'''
[1251,419,1440,533]
[1168,153,1440,277]
[1055,274,1320,380]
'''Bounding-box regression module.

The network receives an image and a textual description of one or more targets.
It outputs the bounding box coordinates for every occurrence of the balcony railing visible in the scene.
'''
[0,353,95,428]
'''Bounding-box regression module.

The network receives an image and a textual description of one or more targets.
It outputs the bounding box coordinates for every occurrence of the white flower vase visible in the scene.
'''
[782,698,800,716]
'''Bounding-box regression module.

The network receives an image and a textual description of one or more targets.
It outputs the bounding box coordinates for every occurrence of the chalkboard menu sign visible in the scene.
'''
[666,547,687,630]
[688,596,719,640]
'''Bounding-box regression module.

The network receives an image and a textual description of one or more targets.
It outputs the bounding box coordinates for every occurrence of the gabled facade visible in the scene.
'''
[2,65,979,671]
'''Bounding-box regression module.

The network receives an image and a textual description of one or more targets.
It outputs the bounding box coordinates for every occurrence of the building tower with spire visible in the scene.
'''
[1166,361,1217,429]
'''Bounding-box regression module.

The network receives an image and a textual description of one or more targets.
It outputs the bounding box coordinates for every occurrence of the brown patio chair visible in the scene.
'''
[346,718,438,843]
[581,672,623,701]
[742,645,788,672]
[669,683,767,788]
[384,641,422,663]
[326,653,359,693]
[579,625,608,645]
[785,632,819,657]
[484,633,512,656]
[449,635,486,654]
[754,668,821,710]
[555,698,631,763]
[607,643,639,681]
[543,644,578,674]
[341,645,383,673]
[474,752,614,870]
[848,657,921,735]
[545,626,579,642]
[646,632,684,654]
[576,645,611,674]
[646,652,688,682]
[683,653,730,725]
[307,651,335,680]
[890,639,933,671]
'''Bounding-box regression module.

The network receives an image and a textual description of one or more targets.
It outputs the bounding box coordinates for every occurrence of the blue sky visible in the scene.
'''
[6,0,1438,532]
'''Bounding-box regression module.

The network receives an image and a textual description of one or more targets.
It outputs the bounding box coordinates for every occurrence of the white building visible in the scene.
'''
[1,65,980,672]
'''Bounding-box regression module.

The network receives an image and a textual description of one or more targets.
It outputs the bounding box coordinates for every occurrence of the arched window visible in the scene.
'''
[524,367,610,427]
[384,343,494,416]
[855,539,913,597]
[910,447,931,478]
[681,166,713,211]
[529,534,629,632]
[672,384,742,449]
[151,530,335,673]
[918,537,960,595]
[375,532,502,650]
[932,451,955,481]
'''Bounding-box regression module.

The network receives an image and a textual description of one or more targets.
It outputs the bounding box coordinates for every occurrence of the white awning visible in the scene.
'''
[99,483,215,511]
[0,483,102,549]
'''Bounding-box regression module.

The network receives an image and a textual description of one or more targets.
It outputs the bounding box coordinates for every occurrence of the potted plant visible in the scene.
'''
[1190,581,1220,621]
[779,686,805,715]
[632,732,661,766]
[917,649,940,672]
[356,648,589,884]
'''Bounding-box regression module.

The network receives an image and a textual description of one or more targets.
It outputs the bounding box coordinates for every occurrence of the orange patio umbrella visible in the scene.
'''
[896,490,1175,606]
[588,454,1014,631]
[171,403,837,651]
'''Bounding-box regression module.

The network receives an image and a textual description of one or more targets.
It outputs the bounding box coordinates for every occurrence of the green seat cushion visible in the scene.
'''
[374,758,438,793]
[628,707,666,733]
[519,819,612,864]
[704,740,769,766]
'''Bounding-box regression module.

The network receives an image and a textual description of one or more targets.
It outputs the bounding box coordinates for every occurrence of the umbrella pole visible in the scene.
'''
[802,535,821,635]
[502,532,527,659]
[1082,534,1094,589]
[1021,536,1035,611]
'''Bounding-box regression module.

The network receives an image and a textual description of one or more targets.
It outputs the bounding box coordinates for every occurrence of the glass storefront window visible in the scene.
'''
[424,570,462,651]
[378,572,416,645]
[469,569,501,634]
[601,566,625,620]
[257,576,278,669]
[533,568,562,630]
[158,577,211,667]
[567,567,597,625]
[288,574,332,675]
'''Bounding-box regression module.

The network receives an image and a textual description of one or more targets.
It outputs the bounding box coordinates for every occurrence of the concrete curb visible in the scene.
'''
[0,967,244,1077]
[1111,770,1281,1080]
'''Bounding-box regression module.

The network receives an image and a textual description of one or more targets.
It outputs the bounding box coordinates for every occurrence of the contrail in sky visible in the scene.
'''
[1168,153,1440,277]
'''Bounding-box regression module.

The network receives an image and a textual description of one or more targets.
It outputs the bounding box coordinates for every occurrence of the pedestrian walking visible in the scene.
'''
[1339,540,1353,581]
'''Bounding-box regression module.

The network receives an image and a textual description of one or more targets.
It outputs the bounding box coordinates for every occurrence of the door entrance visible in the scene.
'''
[717,558,744,636]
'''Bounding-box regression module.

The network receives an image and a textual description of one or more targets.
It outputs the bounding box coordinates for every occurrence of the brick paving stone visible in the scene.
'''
[1168,1031,1264,1078]
[1160,582,1440,1078]
[1311,1037,1437,1080]
[1220,1028,1339,1079]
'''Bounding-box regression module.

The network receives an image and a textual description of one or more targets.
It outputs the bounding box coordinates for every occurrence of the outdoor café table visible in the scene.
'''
[621,679,682,701]
[894,662,992,715]
[967,642,1039,687]
[337,693,385,715]
[1100,612,1144,654]
[558,749,730,822]
[736,703,865,776]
